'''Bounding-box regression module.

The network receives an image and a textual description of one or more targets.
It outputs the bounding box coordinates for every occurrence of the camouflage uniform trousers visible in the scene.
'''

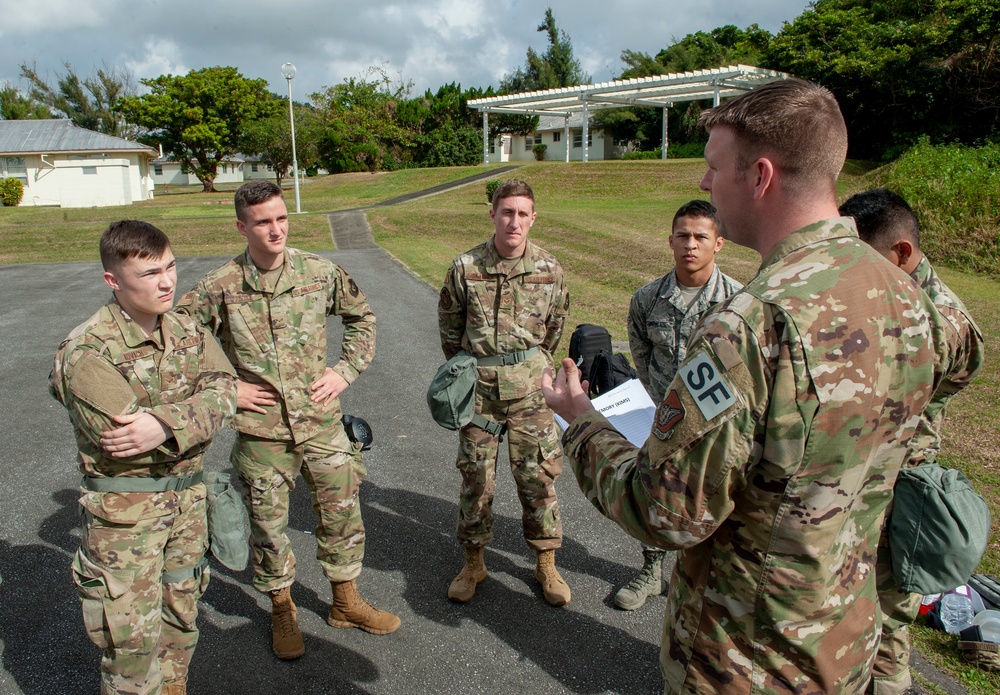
[869,507,922,695]
[231,429,367,593]
[456,388,563,550]
[71,486,209,695]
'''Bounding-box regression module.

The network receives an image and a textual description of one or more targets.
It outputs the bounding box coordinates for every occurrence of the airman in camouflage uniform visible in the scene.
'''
[840,188,985,695]
[176,180,398,661]
[618,200,742,611]
[544,80,953,693]
[438,179,572,606]
[50,220,236,695]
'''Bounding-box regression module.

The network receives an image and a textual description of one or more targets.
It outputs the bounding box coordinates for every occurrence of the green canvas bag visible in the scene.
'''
[426,351,479,431]
[889,464,991,594]
[205,471,250,571]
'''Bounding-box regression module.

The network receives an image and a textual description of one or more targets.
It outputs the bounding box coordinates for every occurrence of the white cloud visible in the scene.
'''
[126,39,189,82]
[1,0,115,32]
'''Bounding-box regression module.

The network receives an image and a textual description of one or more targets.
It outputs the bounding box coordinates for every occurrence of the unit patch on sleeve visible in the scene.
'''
[653,389,685,441]
[678,351,738,421]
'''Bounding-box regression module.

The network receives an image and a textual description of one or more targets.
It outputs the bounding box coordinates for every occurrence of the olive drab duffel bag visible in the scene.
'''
[889,464,991,595]
[427,351,479,431]
[204,471,250,571]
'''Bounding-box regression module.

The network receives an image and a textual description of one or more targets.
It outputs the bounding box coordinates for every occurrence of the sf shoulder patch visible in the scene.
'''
[653,389,685,440]
[678,351,738,421]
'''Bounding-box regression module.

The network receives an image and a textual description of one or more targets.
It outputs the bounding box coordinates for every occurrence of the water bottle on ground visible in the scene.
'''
[940,586,976,634]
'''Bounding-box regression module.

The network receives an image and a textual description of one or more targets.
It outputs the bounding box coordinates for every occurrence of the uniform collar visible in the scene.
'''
[484,238,538,276]
[241,248,294,295]
[758,217,859,272]
[108,299,163,350]
[910,254,933,287]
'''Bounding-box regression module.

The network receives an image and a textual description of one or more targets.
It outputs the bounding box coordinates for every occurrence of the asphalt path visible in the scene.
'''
[0,237,668,693]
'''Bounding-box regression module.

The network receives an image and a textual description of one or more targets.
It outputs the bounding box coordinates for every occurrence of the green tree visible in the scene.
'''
[0,83,53,120]
[117,67,279,192]
[493,7,591,138]
[241,99,321,186]
[19,62,138,138]
[397,83,483,167]
[311,66,414,174]
[764,0,1000,158]
[597,24,774,150]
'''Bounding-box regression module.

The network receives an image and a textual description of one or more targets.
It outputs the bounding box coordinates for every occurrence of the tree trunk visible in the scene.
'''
[200,177,217,193]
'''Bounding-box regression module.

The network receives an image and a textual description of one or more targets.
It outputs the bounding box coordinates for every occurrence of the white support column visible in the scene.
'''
[564,118,570,163]
[482,111,490,166]
[661,104,669,160]
[582,99,590,163]
[713,81,721,107]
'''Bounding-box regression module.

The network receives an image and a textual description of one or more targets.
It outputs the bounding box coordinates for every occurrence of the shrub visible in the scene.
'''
[532,143,547,161]
[866,138,1000,276]
[0,177,24,207]
[666,141,705,159]
[485,178,503,203]
[622,149,661,160]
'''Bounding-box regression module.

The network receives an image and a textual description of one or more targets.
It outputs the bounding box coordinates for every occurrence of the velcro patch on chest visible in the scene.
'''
[292,282,323,296]
[224,291,256,304]
[524,275,555,284]
[465,272,485,281]
[117,346,155,364]
[678,351,738,421]
[174,336,200,351]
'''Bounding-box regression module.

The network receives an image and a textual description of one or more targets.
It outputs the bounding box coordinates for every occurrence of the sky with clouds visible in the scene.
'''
[1,0,812,101]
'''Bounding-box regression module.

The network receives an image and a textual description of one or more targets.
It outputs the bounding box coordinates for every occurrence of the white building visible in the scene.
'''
[150,154,248,187]
[488,114,614,162]
[0,119,156,207]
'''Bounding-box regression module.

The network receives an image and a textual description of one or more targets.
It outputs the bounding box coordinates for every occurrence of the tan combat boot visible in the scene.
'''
[534,549,571,606]
[270,585,305,659]
[161,678,187,695]
[328,579,401,635]
[448,546,488,603]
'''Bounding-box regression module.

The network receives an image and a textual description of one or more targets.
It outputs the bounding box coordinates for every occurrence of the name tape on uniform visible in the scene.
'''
[679,351,737,421]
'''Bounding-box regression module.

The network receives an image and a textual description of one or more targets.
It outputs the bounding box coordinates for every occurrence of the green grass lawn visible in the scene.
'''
[2,159,998,693]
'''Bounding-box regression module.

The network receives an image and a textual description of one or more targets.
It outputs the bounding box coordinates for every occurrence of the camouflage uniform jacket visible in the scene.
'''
[907,255,984,466]
[176,247,375,445]
[49,301,236,519]
[439,238,569,400]
[628,266,742,402]
[562,219,949,694]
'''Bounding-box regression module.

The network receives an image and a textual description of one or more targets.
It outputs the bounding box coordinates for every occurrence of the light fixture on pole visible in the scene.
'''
[280,62,301,214]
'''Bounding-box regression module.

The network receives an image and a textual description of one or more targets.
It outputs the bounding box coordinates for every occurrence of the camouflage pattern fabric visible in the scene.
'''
[628,266,742,403]
[439,239,569,548]
[176,247,376,444]
[561,219,949,694]
[50,301,236,694]
[871,255,985,694]
[231,431,367,592]
[628,267,741,557]
[456,389,563,550]
[177,247,376,590]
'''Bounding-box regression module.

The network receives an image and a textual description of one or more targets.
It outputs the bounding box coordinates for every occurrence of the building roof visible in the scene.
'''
[468,64,789,116]
[0,119,156,156]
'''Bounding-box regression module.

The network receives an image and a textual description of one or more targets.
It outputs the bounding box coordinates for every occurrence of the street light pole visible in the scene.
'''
[280,62,301,214]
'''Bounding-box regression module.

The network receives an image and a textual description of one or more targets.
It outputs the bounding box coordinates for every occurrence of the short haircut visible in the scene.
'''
[672,199,721,236]
[491,179,535,210]
[699,77,848,194]
[235,180,284,222]
[839,188,920,252]
[100,220,171,271]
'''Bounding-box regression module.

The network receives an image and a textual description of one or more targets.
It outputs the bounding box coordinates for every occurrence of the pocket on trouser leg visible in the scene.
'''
[71,548,141,651]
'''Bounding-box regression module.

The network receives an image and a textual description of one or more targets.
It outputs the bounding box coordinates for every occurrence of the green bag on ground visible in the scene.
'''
[889,464,991,595]
[205,471,250,571]
[427,351,478,430]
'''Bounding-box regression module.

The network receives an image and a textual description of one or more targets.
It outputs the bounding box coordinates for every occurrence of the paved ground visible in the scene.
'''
[0,179,970,693]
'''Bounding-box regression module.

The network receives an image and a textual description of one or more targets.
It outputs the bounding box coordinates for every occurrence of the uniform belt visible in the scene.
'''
[477,346,540,367]
[82,470,204,493]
